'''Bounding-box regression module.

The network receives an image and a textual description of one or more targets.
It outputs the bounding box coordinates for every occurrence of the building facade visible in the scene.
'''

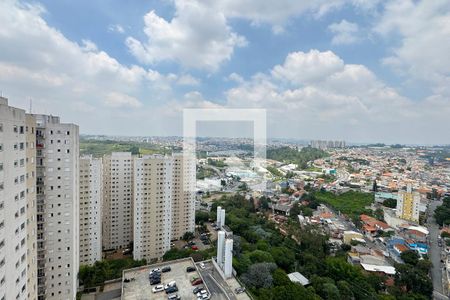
[34,114,79,300]
[79,156,102,265]
[133,155,173,261]
[0,97,30,300]
[171,154,196,240]
[26,114,38,300]
[396,184,420,222]
[102,152,133,250]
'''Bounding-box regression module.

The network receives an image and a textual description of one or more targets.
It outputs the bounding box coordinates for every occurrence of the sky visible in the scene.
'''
[0,0,449,144]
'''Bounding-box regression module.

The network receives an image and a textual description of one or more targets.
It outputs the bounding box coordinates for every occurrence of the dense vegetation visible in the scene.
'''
[434,196,450,225]
[267,146,328,169]
[207,158,227,168]
[196,166,215,179]
[80,139,171,157]
[78,258,146,288]
[314,190,374,221]
[382,198,397,208]
[199,194,406,300]
[266,165,283,177]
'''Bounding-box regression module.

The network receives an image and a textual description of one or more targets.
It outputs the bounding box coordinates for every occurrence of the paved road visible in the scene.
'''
[196,261,235,300]
[427,199,447,298]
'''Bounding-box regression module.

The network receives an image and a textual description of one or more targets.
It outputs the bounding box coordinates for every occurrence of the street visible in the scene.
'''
[427,199,447,299]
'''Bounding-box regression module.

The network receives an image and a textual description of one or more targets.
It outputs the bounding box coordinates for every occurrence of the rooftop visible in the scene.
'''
[287,272,310,286]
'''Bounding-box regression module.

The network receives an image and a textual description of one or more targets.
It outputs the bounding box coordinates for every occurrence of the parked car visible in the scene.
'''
[149,268,161,275]
[186,266,196,272]
[199,262,205,269]
[152,285,164,293]
[150,278,161,285]
[192,278,203,286]
[122,248,132,255]
[164,281,177,290]
[193,286,203,294]
[162,266,171,273]
[235,287,246,294]
[168,294,181,300]
[165,286,179,294]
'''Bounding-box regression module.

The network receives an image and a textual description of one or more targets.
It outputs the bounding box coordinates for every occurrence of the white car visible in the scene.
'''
[165,281,177,290]
[199,262,205,269]
[152,285,164,293]
[202,294,210,300]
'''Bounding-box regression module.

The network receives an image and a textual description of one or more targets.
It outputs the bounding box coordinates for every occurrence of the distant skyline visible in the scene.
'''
[1,0,449,144]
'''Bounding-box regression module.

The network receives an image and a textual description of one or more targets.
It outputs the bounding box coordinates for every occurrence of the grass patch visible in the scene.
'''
[314,190,374,220]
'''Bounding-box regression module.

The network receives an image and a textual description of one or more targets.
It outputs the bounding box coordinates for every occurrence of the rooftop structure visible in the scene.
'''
[287,272,310,286]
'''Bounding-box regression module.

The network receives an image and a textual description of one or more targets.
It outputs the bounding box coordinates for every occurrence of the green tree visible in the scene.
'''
[394,263,433,298]
[272,268,291,286]
[195,211,209,224]
[434,197,450,226]
[270,283,321,300]
[336,280,353,300]
[182,231,195,241]
[247,250,274,264]
[401,250,420,265]
[241,263,277,289]
[270,247,296,272]
[383,198,397,208]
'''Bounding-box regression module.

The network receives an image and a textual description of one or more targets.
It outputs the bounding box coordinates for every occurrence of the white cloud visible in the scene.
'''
[271,50,344,84]
[215,0,379,32]
[108,24,125,33]
[227,73,244,83]
[104,92,142,108]
[0,0,199,135]
[225,50,448,143]
[126,1,247,71]
[375,0,450,95]
[176,74,200,86]
[328,19,360,45]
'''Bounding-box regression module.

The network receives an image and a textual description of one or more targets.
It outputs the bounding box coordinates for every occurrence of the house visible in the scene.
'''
[287,272,310,286]
[404,229,427,242]
[343,231,365,244]
[393,243,409,255]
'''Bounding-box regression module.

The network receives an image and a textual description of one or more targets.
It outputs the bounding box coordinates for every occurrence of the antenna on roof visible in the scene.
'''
[29,98,33,114]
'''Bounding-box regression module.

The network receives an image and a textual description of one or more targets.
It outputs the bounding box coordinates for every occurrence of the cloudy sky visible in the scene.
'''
[0,0,449,144]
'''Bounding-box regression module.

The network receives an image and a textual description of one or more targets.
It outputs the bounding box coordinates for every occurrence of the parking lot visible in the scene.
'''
[122,258,209,300]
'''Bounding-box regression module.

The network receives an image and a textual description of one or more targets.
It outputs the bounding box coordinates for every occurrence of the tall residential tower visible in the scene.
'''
[102,152,133,250]
[133,155,173,261]
[0,97,31,300]
[34,114,79,300]
[396,183,420,222]
[79,156,102,265]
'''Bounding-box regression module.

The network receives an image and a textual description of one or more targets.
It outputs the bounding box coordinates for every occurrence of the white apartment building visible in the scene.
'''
[102,152,133,250]
[79,156,102,265]
[171,153,196,240]
[34,114,79,300]
[0,97,30,300]
[133,155,173,261]
[26,114,38,300]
